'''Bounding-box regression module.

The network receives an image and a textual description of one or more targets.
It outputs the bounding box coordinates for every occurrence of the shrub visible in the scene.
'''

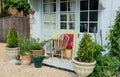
[77,33,96,62]
[6,27,20,48]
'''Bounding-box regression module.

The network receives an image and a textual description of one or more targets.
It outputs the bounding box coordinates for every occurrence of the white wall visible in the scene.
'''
[99,0,120,53]
[29,0,120,50]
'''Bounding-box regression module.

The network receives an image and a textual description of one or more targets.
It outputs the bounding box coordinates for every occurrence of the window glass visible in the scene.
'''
[68,2,75,11]
[61,15,67,21]
[61,2,67,11]
[44,0,49,3]
[89,23,97,33]
[44,4,50,12]
[80,23,88,32]
[80,12,88,21]
[80,0,88,10]
[61,0,67,1]
[50,3,56,12]
[69,23,75,29]
[51,14,56,21]
[44,14,50,21]
[69,14,75,21]
[89,11,98,21]
[50,0,56,2]
[90,0,98,10]
[61,23,67,29]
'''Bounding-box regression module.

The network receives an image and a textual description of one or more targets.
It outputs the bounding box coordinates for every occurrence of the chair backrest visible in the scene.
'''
[59,34,69,49]
[63,30,76,59]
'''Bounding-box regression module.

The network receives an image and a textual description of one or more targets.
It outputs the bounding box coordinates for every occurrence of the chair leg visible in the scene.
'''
[61,50,64,60]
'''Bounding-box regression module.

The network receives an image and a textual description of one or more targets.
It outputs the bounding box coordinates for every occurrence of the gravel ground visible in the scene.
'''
[0,43,77,77]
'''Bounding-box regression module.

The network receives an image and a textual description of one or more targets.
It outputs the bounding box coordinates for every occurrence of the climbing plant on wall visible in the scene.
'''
[107,8,120,57]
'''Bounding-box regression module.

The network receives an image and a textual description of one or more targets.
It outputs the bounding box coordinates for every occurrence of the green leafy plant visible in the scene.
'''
[2,0,30,16]
[33,54,44,58]
[29,38,43,50]
[19,39,32,56]
[77,33,96,62]
[107,8,120,57]
[7,27,20,48]
[89,56,120,77]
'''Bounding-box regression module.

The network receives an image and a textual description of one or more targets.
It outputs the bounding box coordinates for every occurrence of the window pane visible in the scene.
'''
[44,0,49,3]
[80,12,88,21]
[80,23,88,32]
[69,14,75,21]
[68,2,75,11]
[44,14,50,21]
[61,23,67,29]
[44,23,50,29]
[44,4,50,12]
[89,11,98,21]
[50,0,56,2]
[89,23,97,33]
[61,15,67,21]
[80,0,88,10]
[61,2,67,11]
[61,0,67,2]
[90,0,98,10]
[69,23,75,29]
[50,3,56,12]
[51,14,56,21]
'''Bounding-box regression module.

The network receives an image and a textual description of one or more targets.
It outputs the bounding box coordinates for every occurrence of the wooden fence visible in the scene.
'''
[0,17,30,42]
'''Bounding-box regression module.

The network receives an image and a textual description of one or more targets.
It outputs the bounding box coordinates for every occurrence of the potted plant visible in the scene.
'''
[3,0,30,16]
[6,27,20,64]
[19,39,32,65]
[30,38,45,56]
[32,54,44,68]
[72,33,96,77]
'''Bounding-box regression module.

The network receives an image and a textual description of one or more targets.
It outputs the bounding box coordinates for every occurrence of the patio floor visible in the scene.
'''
[43,57,74,72]
[0,43,77,77]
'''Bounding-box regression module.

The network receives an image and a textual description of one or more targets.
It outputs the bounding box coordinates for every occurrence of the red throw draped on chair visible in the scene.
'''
[66,34,73,49]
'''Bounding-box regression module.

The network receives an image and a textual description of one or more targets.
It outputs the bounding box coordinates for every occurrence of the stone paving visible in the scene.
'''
[0,43,77,77]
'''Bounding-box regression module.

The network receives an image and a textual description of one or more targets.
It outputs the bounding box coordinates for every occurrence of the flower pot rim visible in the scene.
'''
[72,58,96,65]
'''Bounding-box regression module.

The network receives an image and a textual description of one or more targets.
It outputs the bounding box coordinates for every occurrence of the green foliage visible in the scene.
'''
[7,27,20,48]
[33,54,43,58]
[89,56,120,77]
[2,0,30,17]
[29,38,43,50]
[19,39,31,56]
[107,8,120,57]
[77,33,96,62]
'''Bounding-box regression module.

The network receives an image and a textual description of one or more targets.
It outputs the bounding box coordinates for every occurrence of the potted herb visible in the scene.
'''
[72,33,96,77]
[19,39,32,65]
[30,39,45,56]
[6,27,20,64]
[32,54,44,68]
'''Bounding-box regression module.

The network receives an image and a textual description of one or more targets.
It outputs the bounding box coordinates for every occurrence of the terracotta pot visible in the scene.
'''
[21,56,32,65]
[30,49,45,55]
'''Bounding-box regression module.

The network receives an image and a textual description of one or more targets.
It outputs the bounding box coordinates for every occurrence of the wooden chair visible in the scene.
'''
[51,34,69,59]
[63,30,76,59]
[59,34,69,59]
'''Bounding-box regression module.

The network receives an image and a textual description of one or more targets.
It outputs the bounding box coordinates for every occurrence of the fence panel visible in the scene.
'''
[0,17,30,42]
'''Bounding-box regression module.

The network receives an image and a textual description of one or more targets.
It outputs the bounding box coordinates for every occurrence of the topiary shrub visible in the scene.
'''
[77,33,96,62]
[7,27,20,48]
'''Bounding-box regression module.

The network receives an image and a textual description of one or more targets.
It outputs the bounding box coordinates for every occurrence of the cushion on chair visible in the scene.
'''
[66,34,73,49]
